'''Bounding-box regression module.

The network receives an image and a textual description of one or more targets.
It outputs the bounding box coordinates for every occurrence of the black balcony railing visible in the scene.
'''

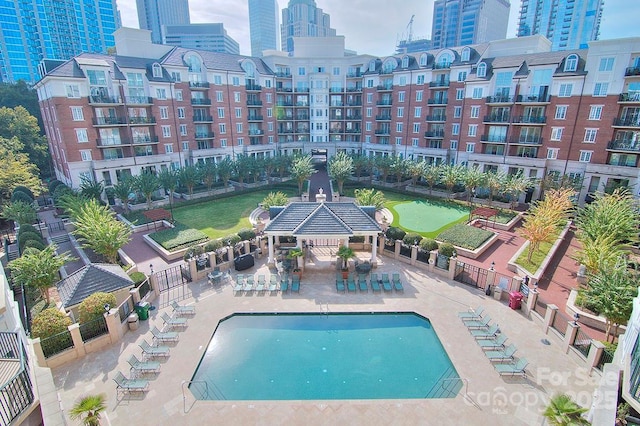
[276,87,293,92]
[89,95,121,104]
[376,115,392,120]
[247,99,263,106]
[486,95,513,103]
[295,115,310,120]
[248,129,264,135]
[126,96,153,104]
[613,117,640,127]
[625,66,640,76]
[189,81,210,89]
[377,84,393,91]
[424,130,445,138]
[429,80,450,87]
[619,93,640,102]
[347,71,363,78]
[246,83,262,90]
[483,115,510,123]
[191,98,212,105]
[515,94,551,103]
[275,72,291,77]
[510,137,543,145]
[427,98,448,105]
[607,140,640,152]
[92,116,126,125]
[480,135,507,143]
[346,87,362,92]
[79,317,109,342]
[193,115,214,122]
[0,332,34,426]
[128,116,156,124]
[195,132,216,139]
[377,100,393,106]
[96,137,128,147]
[132,136,159,144]
[426,115,447,121]
[512,115,547,124]
[248,115,264,121]
[432,63,451,69]
[40,329,74,358]
[375,129,390,135]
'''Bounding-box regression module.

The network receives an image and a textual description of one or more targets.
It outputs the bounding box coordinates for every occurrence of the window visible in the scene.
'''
[219,123,226,134]
[164,144,173,154]
[76,129,88,143]
[182,141,189,151]
[180,124,187,136]
[454,107,462,118]
[555,105,567,119]
[232,77,240,86]
[398,92,405,102]
[584,129,597,143]
[152,63,162,78]
[457,71,467,82]
[599,57,614,72]
[175,90,183,101]
[267,108,273,118]
[268,136,274,144]
[456,89,464,100]
[593,83,608,97]
[395,137,402,145]
[366,107,372,117]
[66,85,80,98]
[216,91,223,102]
[414,107,422,117]
[268,122,273,131]
[396,123,403,132]
[551,127,563,141]
[470,106,480,118]
[402,57,409,68]
[171,71,181,82]
[558,84,573,97]
[419,54,428,66]
[298,67,306,76]
[160,106,168,119]
[417,75,425,85]
[220,139,227,147]
[366,93,373,103]
[214,75,222,85]
[235,107,242,118]
[367,79,374,88]
[450,140,458,150]
[452,123,460,135]
[333,67,340,76]
[177,107,185,119]
[399,76,407,86]
[564,54,578,72]
[162,125,171,138]
[472,88,483,99]
[468,124,477,137]
[461,47,471,62]
[397,107,404,118]
[476,63,487,77]
[234,92,241,102]
[466,143,475,153]
[237,137,244,146]
[366,122,372,131]
[87,70,106,85]
[217,107,225,118]
[71,107,83,121]
[156,88,167,100]
[80,150,92,161]
[579,150,592,162]
[236,123,243,133]
[413,123,420,133]
[588,106,602,120]
[547,148,559,159]
[416,90,423,101]
[412,138,419,146]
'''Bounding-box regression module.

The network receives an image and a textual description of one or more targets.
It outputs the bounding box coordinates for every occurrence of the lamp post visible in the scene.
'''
[573,313,580,326]
[490,261,495,271]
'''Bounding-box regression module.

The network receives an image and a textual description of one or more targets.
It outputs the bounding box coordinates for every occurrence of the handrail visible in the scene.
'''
[182,380,209,413]
[442,377,468,397]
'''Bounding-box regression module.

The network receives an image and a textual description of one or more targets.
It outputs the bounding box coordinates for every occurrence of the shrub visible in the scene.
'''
[183,245,204,261]
[31,308,72,339]
[223,234,242,246]
[437,224,493,251]
[18,223,38,235]
[48,179,65,195]
[22,239,46,251]
[402,233,422,246]
[261,191,289,210]
[122,211,153,225]
[385,226,406,241]
[438,243,456,258]
[18,232,43,251]
[148,223,209,251]
[78,292,117,324]
[237,228,256,241]
[11,190,33,204]
[128,271,147,286]
[419,238,439,252]
[204,239,223,252]
[14,185,35,200]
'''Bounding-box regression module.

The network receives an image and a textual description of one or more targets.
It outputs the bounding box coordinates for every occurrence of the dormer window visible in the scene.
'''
[241,60,256,78]
[401,56,409,68]
[419,54,428,67]
[438,52,453,67]
[185,54,202,73]
[152,63,162,78]
[461,47,470,62]
[368,60,376,72]
[477,62,487,78]
[564,54,578,72]
[382,58,397,74]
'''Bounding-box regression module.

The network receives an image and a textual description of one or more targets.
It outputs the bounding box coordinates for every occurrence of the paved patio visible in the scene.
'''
[52,252,598,425]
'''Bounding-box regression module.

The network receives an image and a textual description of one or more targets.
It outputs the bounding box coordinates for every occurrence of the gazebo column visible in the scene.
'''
[267,235,275,265]
[371,234,378,263]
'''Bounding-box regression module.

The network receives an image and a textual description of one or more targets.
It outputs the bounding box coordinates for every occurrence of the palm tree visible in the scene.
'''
[328,151,353,194]
[79,176,104,202]
[263,156,276,184]
[233,154,253,185]
[216,157,234,188]
[69,394,106,426]
[504,172,534,208]
[422,164,441,195]
[485,170,508,205]
[273,154,291,179]
[543,394,590,426]
[157,169,179,209]
[389,154,408,184]
[111,178,134,214]
[351,154,371,179]
[290,155,316,195]
[408,160,427,186]
[354,188,386,210]
[440,164,465,194]
[178,165,201,196]
[460,166,486,205]
[336,245,355,270]
[133,172,160,210]
[374,155,393,183]
[1,200,37,225]
[198,162,217,194]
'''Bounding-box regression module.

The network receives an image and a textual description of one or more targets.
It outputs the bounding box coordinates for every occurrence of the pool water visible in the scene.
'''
[189,312,460,400]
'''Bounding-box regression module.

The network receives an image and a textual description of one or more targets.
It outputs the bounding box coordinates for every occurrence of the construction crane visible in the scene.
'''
[405,14,415,44]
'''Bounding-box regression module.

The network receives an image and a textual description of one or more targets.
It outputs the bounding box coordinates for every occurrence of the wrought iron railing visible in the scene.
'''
[118,297,133,323]
[79,317,109,342]
[138,279,151,299]
[551,311,570,337]
[40,330,74,358]
[596,348,615,371]
[572,328,592,358]
[0,332,34,426]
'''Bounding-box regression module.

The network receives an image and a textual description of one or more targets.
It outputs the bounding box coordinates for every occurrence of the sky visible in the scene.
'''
[117,0,640,57]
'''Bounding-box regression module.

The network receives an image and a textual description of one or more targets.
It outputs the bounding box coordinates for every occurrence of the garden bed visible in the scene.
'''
[147,223,209,252]
[507,220,572,278]
[470,212,522,231]
[435,224,499,259]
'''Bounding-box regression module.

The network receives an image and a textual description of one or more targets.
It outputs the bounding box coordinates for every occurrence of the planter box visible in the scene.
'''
[436,231,499,260]
[470,213,523,232]
[566,290,626,336]
[179,185,234,201]
[471,197,512,210]
[128,198,169,211]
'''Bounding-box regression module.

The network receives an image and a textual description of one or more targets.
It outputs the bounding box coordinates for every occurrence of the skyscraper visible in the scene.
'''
[249,0,280,57]
[431,0,510,49]
[0,0,120,83]
[517,0,603,50]
[281,0,336,53]
[136,0,191,44]
[163,24,240,54]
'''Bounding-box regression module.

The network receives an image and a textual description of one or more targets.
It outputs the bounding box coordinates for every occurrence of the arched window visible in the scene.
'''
[241,60,256,78]
[461,47,471,62]
[477,62,487,78]
[152,63,162,78]
[368,60,376,72]
[401,56,409,68]
[382,58,397,73]
[438,52,453,67]
[564,54,578,72]
[185,54,202,73]
[419,54,428,67]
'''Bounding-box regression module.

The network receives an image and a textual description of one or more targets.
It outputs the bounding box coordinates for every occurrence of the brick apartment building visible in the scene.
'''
[35,28,640,205]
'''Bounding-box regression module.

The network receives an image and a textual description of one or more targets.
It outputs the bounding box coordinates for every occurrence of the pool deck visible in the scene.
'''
[52,251,597,425]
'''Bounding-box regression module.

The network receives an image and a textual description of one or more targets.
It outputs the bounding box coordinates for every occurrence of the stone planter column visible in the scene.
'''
[209,252,217,268]
[268,235,275,264]
[448,255,457,280]
[243,241,250,254]
[105,309,123,343]
[394,240,401,260]
[564,322,580,354]
[543,304,558,334]
[188,258,197,280]
[524,290,538,318]
[428,250,437,272]
[68,323,85,358]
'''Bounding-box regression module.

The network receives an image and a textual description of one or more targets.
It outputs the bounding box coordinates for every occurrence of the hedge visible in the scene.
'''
[31,308,72,339]
[419,238,439,252]
[148,223,209,251]
[437,224,494,250]
[78,292,117,324]
[11,191,33,204]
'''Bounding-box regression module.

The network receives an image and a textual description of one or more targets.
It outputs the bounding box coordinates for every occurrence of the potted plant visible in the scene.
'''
[337,245,355,278]
[287,247,304,276]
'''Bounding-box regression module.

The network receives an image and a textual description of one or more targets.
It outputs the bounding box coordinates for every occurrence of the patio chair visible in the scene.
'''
[458,306,485,320]
[244,275,255,292]
[233,274,245,293]
[381,273,393,292]
[291,275,300,293]
[269,275,278,292]
[464,315,492,329]
[477,335,508,350]
[280,276,289,293]
[485,344,517,362]
[470,324,499,339]
[370,273,381,292]
[151,326,179,343]
[357,274,368,292]
[494,358,528,377]
[346,275,356,293]
[335,274,345,293]
[171,301,195,316]
[256,275,266,292]
[391,273,404,292]
[127,354,160,377]
[139,339,170,359]
[113,371,149,396]
[160,312,187,329]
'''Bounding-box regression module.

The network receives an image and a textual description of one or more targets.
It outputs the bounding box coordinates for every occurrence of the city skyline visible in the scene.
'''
[117,0,640,57]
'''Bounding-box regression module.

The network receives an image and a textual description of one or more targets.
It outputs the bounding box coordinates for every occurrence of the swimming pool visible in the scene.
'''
[189,312,461,400]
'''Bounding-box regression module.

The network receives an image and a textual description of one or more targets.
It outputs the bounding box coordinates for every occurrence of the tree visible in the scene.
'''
[583,261,637,342]
[263,156,276,184]
[374,155,393,183]
[7,245,75,304]
[327,151,353,194]
[543,393,590,426]
[440,164,465,193]
[157,169,179,209]
[0,143,42,200]
[178,165,201,196]
[422,164,441,195]
[0,82,43,128]
[111,178,134,214]
[134,172,160,210]
[0,106,50,177]
[351,154,371,179]
[273,154,291,179]
[336,245,355,270]
[233,154,253,185]
[1,200,36,225]
[461,166,486,205]
[504,171,534,208]
[290,155,315,195]
[78,292,117,324]
[216,158,234,188]
[79,176,104,202]
[354,188,386,210]
[69,394,107,426]
[408,160,427,186]
[198,162,217,194]
[389,155,408,184]
[261,191,289,210]
[485,170,508,205]
[72,200,132,263]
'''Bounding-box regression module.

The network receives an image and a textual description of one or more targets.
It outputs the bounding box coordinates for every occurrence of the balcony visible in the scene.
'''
[613,117,640,127]
[480,135,507,143]
[195,132,216,139]
[92,116,126,126]
[275,71,291,78]
[347,71,363,78]
[483,114,510,123]
[126,96,153,105]
[426,114,447,122]
[429,79,450,88]
[509,136,543,145]
[608,157,638,167]
[191,98,212,106]
[625,66,640,76]
[486,95,513,104]
[329,128,344,134]
[377,99,393,106]
[512,115,547,124]
[377,84,393,91]
[128,116,156,125]
[246,83,262,91]
[0,332,34,426]
[376,114,392,121]
[247,99,263,106]
[427,98,448,105]
[346,100,362,106]
[132,135,159,144]
[346,87,362,92]
[330,102,344,107]
[248,115,264,121]
[607,140,640,152]
[330,88,344,93]
[619,93,640,102]
[248,129,264,135]
[276,87,293,92]
[89,95,122,105]
[345,128,361,134]
[96,137,128,147]
[515,94,551,103]
[294,128,309,134]
[432,63,451,70]
[375,129,390,135]
[193,115,214,122]
[295,114,310,120]
[276,101,293,106]
[346,114,362,120]
[424,130,445,138]
[189,81,210,89]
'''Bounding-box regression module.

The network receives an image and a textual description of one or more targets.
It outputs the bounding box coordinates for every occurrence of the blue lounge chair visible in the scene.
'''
[127,354,160,376]
[494,358,528,377]
[171,301,195,316]
[269,275,278,292]
[464,316,492,329]
[160,312,187,329]
[477,335,508,350]
[370,273,381,292]
[470,324,499,339]
[291,275,300,293]
[113,371,149,396]
[151,326,179,343]
[486,344,517,362]
[280,276,289,293]
[336,274,345,293]
[347,275,356,293]
[381,273,393,292]
[139,339,169,359]
[244,275,254,292]
[358,274,368,292]
[256,275,266,292]
[391,272,404,292]
[233,274,244,293]
[458,306,485,320]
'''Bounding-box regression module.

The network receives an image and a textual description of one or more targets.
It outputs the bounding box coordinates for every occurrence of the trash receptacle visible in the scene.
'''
[128,313,139,331]
[135,301,150,320]
[509,292,523,310]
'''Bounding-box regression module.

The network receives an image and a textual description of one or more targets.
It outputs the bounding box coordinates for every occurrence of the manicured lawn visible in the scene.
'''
[515,240,553,275]
[171,189,297,239]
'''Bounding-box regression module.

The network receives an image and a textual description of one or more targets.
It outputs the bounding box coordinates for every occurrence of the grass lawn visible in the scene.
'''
[515,240,553,275]
[171,189,297,239]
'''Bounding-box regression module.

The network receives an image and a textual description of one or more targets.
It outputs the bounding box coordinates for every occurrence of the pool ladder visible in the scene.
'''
[321,303,330,316]
[182,380,227,412]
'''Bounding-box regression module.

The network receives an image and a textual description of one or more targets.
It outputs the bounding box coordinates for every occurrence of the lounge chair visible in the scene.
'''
[113,371,149,396]
[233,275,245,293]
[477,335,508,350]
[127,354,160,376]
[464,315,492,329]
[485,344,517,362]
[357,274,368,292]
[370,273,382,292]
[151,326,179,343]
[171,301,195,316]
[280,276,289,293]
[458,306,485,320]
[244,275,254,292]
[160,312,187,329]
[139,339,170,359]
[494,358,528,377]
[391,273,404,292]
[291,275,300,293]
[347,275,356,293]
[336,274,345,293]
[256,275,266,292]
[269,275,278,292]
[381,273,393,292]
[470,324,499,339]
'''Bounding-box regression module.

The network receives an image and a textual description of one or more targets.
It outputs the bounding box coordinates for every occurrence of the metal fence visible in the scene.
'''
[453,261,488,289]
[138,279,151,299]
[596,348,615,370]
[40,330,74,358]
[79,317,109,342]
[572,328,592,358]
[118,297,134,323]
[551,311,571,337]
[533,297,547,318]
[0,332,34,426]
